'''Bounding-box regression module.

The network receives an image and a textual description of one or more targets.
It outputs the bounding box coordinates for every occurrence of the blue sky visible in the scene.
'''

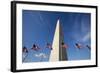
[22,10,91,62]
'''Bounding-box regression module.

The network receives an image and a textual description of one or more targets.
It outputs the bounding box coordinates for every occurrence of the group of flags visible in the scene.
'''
[61,42,91,50]
[23,42,91,53]
[22,44,50,62]
[22,43,52,53]
[75,43,91,50]
[22,42,91,62]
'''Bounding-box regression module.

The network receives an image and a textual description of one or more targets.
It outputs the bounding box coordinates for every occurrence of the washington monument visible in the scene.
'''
[49,19,68,61]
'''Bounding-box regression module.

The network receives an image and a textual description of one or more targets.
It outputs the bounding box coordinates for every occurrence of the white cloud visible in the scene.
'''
[34,53,48,58]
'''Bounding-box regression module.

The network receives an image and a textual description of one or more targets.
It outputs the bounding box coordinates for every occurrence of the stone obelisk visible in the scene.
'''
[49,19,67,61]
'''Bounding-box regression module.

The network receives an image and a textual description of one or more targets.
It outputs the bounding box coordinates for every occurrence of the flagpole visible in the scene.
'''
[22,53,28,62]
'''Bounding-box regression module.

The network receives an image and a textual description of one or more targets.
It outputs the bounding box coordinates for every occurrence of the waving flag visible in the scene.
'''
[75,43,82,49]
[23,46,28,53]
[86,45,91,50]
[31,44,40,51]
[61,42,68,49]
[46,43,52,50]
